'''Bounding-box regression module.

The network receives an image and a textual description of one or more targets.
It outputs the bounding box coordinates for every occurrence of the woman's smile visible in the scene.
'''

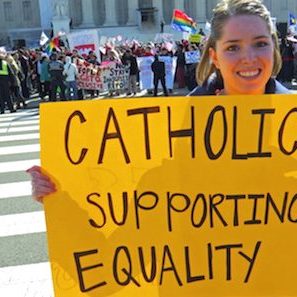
[237,69,261,78]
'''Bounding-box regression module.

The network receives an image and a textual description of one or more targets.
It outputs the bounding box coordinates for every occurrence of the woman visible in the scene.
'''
[27,0,290,201]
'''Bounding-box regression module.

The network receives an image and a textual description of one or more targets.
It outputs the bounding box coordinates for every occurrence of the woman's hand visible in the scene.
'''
[26,165,57,203]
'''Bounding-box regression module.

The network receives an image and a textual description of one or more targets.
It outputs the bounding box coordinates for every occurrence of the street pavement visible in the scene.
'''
[0,85,297,297]
[0,109,54,296]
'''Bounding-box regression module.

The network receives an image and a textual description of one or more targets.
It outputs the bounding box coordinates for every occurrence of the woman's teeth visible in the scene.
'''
[238,70,260,77]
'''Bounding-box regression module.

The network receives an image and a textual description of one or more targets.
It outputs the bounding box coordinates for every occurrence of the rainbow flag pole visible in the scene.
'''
[171,9,197,33]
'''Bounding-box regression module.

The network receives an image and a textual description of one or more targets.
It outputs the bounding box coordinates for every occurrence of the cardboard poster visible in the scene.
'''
[40,95,297,297]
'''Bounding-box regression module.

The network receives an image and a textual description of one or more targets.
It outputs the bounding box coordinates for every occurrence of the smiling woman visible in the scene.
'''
[191,0,290,96]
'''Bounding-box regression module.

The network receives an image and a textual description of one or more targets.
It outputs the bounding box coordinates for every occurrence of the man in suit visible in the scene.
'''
[151,55,168,97]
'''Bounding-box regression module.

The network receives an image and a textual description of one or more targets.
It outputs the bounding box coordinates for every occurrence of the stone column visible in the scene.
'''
[175,0,184,10]
[39,0,52,29]
[196,0,207,23]
[104,0,117,26]
[153,0,163,28]
[127,0,138,25]
[80,0,95,27]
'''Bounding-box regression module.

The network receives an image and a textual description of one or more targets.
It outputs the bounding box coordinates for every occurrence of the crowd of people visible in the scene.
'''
[1,4,297,115]
[0,39,204,113]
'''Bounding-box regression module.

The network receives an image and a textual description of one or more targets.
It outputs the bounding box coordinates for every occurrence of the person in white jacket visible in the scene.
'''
[63,56,78,100]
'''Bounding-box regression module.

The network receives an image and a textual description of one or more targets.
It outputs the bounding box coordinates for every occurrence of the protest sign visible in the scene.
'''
[188,33,202,43]
[74,59,129,91]
[101,61,130,91]
[154,33,174,43]
[41,95,297,297]
[185,50,200,64]
[74,58,103,90]
[137,56,177,90]
[67,30,101,62]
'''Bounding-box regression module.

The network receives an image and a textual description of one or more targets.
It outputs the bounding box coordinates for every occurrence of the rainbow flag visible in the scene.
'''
[171,9,197,33]
[288,12,297,33]
[44,37,60,55]
[289,12,297,26]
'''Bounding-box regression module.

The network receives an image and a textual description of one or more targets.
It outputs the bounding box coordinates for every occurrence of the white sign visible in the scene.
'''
[67,30,101,62]
[185,51,200,64]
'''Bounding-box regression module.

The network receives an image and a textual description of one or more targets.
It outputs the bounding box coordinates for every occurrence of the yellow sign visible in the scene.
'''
[41,95,297,297]
[188,33,202,43]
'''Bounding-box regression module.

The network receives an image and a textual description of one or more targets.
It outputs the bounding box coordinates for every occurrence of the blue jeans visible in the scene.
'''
[65,81,78,100]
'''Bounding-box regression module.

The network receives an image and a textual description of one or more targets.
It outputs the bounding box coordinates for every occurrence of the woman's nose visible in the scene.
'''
[241,47,257,63]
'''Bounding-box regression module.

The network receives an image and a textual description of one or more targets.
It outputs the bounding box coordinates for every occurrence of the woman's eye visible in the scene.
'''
[255,41,268,47]
[226,45,239,52]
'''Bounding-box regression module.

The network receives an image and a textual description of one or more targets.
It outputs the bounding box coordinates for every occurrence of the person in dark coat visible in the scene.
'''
[151,55,168,97]
[18,49,30,100]
[276,37,294,83]
[48,52,66,101]
[122,49,139,95]
[174,44,186,88]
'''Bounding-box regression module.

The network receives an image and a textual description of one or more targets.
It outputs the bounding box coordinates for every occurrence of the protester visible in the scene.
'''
[151,54,168,97]
[71,49,83,60]
[0,48,16,114]
[106,49,122,96]
[198,28,205,36]
[174,44,186,88]
[122,49,139,95]
[17,48,30,100]
[277,37,294,83]
[48,52,66,101]
[184,43,199,90]
[32,51,42,97]
[6,53,27,109]
[63,55,78,100]
[27,0,291,202]
[40,55,51,101]
[142,45,154,57]
[87,50,100,65]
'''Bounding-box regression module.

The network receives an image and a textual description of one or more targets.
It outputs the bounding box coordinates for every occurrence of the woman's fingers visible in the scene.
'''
[26,165,42,174]
[32,184,56,203]
[26,165,57,203]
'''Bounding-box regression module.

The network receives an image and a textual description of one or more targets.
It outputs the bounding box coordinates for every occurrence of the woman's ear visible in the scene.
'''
[209,47,219,69]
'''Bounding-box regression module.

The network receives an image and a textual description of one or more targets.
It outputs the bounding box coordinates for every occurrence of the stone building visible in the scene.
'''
[0,0,296,48]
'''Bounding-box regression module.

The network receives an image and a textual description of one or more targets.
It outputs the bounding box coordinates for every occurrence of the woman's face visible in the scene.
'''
[209,15,274,95]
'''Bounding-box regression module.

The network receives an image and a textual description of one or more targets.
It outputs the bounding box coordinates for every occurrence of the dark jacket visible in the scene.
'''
[189,73,290,96]
[48,60,64,80]
[151,60,166,78]
[122,54,139,75]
